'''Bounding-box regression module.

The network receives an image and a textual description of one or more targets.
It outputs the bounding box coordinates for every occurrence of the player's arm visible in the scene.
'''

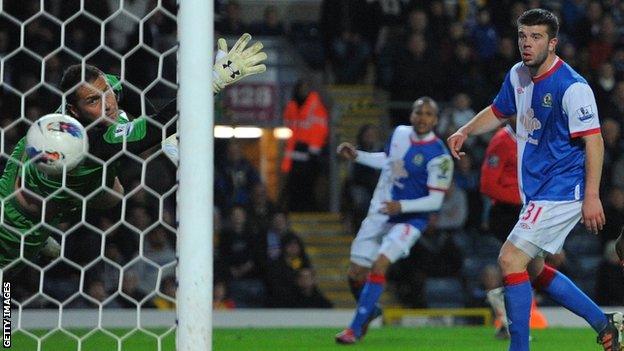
[447,106,505,159]
[563,82,605,234]
[337,142,387,169]
[581,132,605,234]
[381,154,454,215]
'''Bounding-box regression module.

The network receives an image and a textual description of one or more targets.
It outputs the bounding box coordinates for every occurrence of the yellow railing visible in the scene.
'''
[383,308,493,326]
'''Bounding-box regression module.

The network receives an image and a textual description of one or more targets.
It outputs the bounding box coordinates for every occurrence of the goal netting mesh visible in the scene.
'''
[0,0,180,349]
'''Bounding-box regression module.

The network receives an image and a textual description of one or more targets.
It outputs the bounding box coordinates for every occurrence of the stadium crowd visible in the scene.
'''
[2,0,624,311]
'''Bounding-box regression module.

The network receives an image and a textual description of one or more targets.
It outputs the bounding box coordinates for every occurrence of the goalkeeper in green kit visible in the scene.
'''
[0,33,266,268]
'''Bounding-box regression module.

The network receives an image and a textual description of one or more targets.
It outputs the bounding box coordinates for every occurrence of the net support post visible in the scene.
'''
[177,0,213,350]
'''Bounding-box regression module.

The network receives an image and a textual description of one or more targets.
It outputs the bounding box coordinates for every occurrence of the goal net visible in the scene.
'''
[0,0,192,349]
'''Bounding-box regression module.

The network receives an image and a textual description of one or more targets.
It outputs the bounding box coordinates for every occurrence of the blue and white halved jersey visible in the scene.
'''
[368,126,453,229]
[491,57,601,203]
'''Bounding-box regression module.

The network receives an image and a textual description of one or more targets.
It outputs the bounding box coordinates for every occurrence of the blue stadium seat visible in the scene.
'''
[424,277,465,308]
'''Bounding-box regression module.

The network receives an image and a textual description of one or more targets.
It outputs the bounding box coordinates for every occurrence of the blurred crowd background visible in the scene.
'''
[2,0,624,312]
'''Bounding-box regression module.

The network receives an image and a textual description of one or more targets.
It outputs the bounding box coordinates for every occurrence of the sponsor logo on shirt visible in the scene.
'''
[542,93,552,107]
[391,159,408,189]
[576,105,594,123]
[519,108,541,134]
[114,123,134,137]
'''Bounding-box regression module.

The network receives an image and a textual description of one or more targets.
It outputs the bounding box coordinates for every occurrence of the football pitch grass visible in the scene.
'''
[9,326,604,350]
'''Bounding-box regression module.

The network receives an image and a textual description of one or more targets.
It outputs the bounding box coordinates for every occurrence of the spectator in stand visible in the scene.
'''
[573,1,603,47]
[246,182,277,235]
[438,93,476,138]
[265,211,296,261]
[595,240,624,306]
[265,233,312,307]
[601,119,623,190]
[471,8,499,61]
[486,37,518,89]
[480,123,522,244]
[341,124,382,235]
[214,280,236,309]
[454,152,483,232]
[436,182,468,233]
[602,188,624,246]
[292,268,333,308]
[152,275,176,310]
[603,82,624,129]
[215,140,261,210]
[216,0,248,35]
[218,206,267,307]
[593,63,617,110]
[281,79,329,211]
[83,280,121,308]
[390,33,442,125]
[588,15,619,71]
[331,28,372,84]
[428,1,451,43]
[116,271,154,308]
[251,5,286,36]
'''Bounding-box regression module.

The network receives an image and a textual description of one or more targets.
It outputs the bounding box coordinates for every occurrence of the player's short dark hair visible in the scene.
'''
[60,64,105,106]
[412,96,439,115]
[517,8,559,40]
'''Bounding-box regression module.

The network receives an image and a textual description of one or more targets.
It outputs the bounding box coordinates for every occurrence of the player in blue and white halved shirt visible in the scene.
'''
[448,8,622,351]
[335,97,453,344]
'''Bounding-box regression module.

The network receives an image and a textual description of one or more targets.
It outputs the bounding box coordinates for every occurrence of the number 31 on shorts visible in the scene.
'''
[520,202,543,224]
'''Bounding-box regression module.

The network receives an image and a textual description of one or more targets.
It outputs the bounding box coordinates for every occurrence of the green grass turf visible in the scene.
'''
[8,326,602,350]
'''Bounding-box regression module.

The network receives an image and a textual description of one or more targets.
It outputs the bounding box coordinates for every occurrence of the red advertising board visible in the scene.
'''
[223,83,278,124]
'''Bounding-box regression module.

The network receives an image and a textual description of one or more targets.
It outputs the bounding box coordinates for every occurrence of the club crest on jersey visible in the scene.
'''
[519,108,541,134]
[412,153,424,166]
[542,93,552,107]
[576,105,595,123]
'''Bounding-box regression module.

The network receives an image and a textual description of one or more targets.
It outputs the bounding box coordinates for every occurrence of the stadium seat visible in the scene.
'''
[424,277,466,308]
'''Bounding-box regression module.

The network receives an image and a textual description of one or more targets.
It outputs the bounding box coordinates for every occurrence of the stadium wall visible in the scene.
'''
[14,307,624,329]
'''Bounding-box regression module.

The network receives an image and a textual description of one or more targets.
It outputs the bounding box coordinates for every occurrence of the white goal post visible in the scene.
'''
[177,0,214,350]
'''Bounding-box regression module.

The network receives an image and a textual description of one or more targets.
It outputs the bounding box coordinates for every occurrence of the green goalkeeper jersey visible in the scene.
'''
[0,99,176,267]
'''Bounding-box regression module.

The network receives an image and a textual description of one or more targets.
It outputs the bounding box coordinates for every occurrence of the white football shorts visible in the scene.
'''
[350,213,422,267]
[507,200,582,258]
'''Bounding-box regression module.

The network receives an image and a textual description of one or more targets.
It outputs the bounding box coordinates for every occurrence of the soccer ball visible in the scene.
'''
[25,113,89,175]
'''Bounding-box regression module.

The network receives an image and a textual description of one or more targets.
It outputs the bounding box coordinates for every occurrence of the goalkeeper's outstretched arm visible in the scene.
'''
[95,33,267,162]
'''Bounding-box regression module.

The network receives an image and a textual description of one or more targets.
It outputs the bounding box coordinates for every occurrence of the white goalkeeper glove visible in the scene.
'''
[41,236,61,259]
[162,133,179,164]
[213,33,267,93]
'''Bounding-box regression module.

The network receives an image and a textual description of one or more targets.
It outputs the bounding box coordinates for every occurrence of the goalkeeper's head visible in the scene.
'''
[409,96,439,136]
[60,64,119,126]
